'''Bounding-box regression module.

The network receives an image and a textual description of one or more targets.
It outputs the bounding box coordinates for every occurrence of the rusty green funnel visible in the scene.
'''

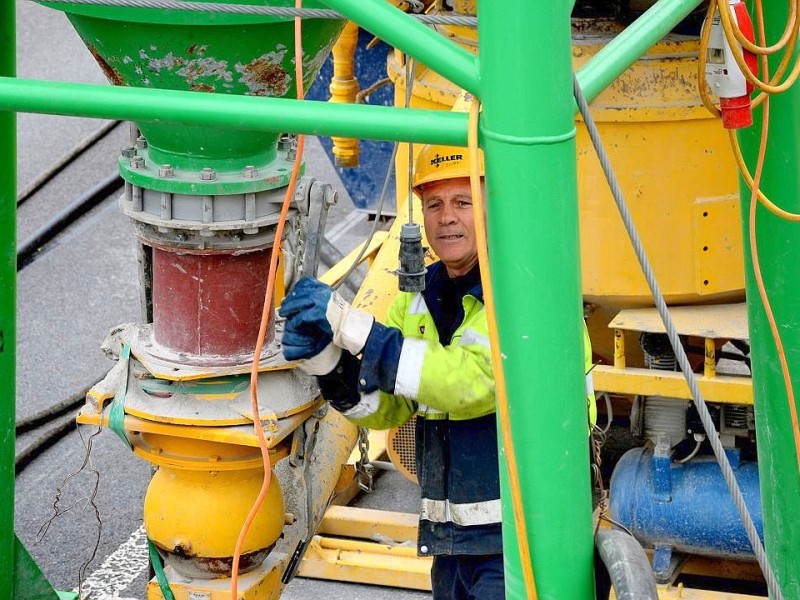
[42,0,344,186]
[36,0,346,366]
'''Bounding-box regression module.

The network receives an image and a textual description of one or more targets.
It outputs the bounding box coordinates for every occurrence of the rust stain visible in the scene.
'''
[86,44,126,86]
[571,17,624,35]
[238,58,289,97]
[178,57,232,88]
[191,83,215,92]
[147,52,185,74]
[166,545,273,576]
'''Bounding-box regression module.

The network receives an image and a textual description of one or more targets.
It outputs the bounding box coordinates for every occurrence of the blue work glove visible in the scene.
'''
[279,277,375,356]
[281,310,342,375]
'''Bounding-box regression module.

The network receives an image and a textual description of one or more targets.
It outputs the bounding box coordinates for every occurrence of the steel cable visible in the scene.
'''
[572,72,784,600]
[31,0,478,25]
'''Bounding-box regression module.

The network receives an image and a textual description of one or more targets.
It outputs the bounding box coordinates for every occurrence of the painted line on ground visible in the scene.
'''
[73,525,148,600]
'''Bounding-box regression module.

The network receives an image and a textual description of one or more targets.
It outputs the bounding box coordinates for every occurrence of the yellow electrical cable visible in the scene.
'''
[729,131,800,221]
[725,0,797,55]
[698,1,797,115]
[707,0,800,479]
[699,0,723,117]
[746,0,800,475]
[467,100,538,599]
[714,0,800,94]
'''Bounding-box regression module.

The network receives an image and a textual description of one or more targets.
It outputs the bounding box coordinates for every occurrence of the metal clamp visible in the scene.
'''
[291,177,338,281]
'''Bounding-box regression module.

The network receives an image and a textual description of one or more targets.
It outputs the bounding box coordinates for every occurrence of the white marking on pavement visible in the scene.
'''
[73,525,149,600]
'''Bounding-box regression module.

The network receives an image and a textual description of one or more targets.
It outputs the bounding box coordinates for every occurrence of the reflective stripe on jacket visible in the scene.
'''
[347,262,501,555]
[331,262,596,556]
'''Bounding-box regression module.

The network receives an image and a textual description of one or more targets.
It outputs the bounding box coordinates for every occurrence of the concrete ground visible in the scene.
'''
[12,2,429,598]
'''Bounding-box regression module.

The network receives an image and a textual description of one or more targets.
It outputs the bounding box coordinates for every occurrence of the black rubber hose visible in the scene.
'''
[17,121,122,207]
[15,383,94,434]
[17,172,123,270]
[15,412,77,475]
[595,529,658,600]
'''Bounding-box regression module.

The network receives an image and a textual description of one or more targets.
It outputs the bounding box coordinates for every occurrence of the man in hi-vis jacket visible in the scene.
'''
[279,144,596,599]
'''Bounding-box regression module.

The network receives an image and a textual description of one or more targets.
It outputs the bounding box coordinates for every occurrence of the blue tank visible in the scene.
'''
[609,446,763,578]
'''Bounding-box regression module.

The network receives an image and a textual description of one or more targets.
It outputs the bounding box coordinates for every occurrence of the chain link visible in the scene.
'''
[292,214,305,282]
[356,426,374,493]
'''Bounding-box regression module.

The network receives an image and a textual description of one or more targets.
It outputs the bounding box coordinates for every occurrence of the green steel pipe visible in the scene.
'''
[0,77,468,146]
[575,0,703,104]
[737,0,800,595]
[0,0,15,594]
[320,0,479,96]
[477,1,594,598]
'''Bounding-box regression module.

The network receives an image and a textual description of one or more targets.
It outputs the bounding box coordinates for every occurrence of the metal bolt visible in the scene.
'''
[199,167,217,181]
[175,232,187,242]
[158,164,174,178]
[278,135,292,151]
[287,148,297,161]
[130,156,145,169]
[121,146,136,159]
[243,165,259,179]
[325,189,339,208]
[135,135,148,150]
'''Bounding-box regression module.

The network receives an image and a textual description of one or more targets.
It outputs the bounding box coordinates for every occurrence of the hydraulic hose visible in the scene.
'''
[17,171,122,270]
[594,529,658,600]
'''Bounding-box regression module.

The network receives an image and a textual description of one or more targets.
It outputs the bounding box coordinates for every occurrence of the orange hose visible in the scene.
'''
[747,0,800,475]
[230,3,306,597]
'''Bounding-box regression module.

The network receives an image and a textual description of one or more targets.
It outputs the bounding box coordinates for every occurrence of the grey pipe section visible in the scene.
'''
[595,529,658,600]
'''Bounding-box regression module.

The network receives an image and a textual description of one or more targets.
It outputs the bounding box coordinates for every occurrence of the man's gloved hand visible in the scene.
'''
[279,276,375,356]
[280,309,342,376]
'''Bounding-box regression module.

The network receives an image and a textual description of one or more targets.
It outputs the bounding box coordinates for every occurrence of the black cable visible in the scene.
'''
[17,121,123,207]
[15,412,77,475]
[17,172,123,270]
[15,383,94,434]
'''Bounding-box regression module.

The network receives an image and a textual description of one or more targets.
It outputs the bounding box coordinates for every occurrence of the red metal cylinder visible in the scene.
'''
[151,245,274,365]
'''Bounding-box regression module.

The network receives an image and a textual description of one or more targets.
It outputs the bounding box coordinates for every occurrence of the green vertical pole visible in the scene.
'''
[0,7,62,599]
[0,0,17,594]
[737,1,800,596]
[477,1,594,599]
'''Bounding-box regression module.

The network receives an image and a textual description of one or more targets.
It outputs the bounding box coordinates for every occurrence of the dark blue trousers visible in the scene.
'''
[431,554,505,600]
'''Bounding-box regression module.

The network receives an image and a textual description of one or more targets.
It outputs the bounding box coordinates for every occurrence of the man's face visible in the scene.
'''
[421,176,479,278]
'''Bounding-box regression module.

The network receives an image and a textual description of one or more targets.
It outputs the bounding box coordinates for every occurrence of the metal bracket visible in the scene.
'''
[292,177,338,280]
